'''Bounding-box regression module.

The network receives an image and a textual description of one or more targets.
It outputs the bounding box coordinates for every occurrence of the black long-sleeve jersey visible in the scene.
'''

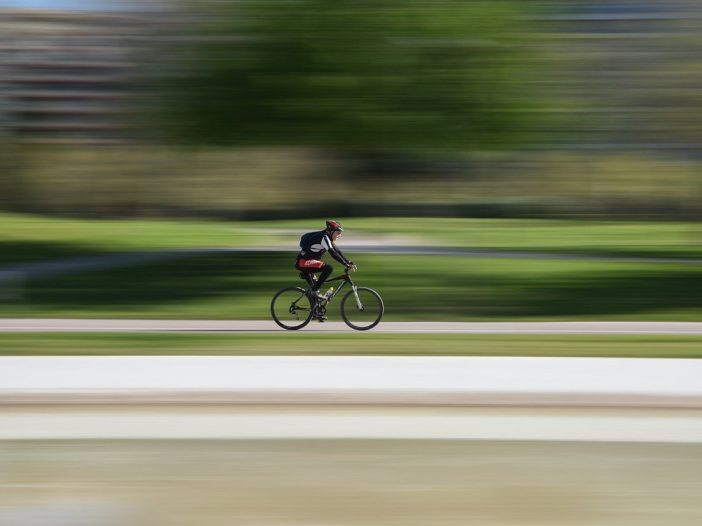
[298,230,351,266]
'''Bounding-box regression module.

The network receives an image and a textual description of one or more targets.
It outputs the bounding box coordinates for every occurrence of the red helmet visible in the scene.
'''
[325,219,344,232]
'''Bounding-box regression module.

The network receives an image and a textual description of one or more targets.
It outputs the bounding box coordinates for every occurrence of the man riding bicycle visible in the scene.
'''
[296,220,355,303]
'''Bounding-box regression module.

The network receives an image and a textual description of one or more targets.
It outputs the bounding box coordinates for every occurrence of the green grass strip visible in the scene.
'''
[4,252,702,320]
[4,214,702,264]
[1,333,701,358]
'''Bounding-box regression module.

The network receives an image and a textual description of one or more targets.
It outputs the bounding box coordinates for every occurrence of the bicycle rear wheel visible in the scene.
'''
[340,287,384,331]
[271,286,314,330]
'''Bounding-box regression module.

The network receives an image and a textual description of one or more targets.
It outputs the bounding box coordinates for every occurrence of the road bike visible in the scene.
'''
[271,267,384,331]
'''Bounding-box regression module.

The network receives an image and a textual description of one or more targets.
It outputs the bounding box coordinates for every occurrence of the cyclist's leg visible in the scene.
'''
[297,269,316,289]
[315,263,333,291]
[297,259,327,291]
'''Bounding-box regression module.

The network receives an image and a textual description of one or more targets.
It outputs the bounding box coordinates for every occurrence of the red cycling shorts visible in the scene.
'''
[297,258,325,269]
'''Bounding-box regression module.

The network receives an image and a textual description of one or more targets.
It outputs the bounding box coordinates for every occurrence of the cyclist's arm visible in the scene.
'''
[322,234,352,266]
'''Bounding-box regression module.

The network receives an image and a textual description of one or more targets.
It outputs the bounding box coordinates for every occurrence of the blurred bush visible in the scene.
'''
[3,145,702,219]
[155,0,543,151]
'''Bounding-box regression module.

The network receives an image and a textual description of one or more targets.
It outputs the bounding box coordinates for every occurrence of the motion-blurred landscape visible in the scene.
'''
[1,0,702,326]
[2,2,702,525]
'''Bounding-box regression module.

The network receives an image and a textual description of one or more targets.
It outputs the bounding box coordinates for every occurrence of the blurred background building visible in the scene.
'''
[0,6,155,143]
[544,0,702,153]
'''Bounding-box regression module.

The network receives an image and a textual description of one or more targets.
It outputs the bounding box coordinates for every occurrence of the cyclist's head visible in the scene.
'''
[326,219,344,232]
[325,219,344,238]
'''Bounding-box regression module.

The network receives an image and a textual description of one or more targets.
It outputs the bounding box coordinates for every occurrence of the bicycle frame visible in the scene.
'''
[306,269,358,305]
[323,272,352,303]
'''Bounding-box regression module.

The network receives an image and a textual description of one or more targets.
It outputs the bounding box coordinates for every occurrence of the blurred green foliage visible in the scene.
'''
[4,146,702,219]
[158,0,543,150]
[5,2,702,221]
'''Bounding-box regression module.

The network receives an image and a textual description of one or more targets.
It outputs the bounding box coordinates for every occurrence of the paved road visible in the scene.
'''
[2,319,702,334]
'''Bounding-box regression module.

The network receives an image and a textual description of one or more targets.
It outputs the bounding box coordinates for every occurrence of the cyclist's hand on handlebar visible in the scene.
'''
[346,262,357,272]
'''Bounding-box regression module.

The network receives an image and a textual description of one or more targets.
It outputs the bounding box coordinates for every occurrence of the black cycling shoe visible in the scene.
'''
[311,301,327,323]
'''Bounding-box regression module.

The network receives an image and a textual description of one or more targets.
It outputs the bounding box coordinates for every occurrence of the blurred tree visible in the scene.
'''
[156,0,548,173]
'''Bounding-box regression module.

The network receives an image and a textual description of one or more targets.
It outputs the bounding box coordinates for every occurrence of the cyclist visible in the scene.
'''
[296,220,355,303]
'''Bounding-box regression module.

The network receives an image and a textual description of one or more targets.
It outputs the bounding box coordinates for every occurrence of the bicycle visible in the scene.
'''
[270,266,384,331]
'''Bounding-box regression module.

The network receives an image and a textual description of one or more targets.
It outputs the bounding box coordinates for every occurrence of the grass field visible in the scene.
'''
[3,214,702,265]
[2,214,701,321]
[0,213,288,265]
[1,332,701,357]
[1,251,701,320]
[264,217,702,259]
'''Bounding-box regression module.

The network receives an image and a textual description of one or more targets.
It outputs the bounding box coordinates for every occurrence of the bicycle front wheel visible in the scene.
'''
[271,286,313,330]
[340,287,384,331]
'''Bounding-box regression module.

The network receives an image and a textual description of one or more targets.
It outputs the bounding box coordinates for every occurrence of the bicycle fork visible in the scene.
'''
[351,284,364,311]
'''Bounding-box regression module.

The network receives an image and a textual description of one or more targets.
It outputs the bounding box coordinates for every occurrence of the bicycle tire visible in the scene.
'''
[340,286,384,331]
[271,286,314,330]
